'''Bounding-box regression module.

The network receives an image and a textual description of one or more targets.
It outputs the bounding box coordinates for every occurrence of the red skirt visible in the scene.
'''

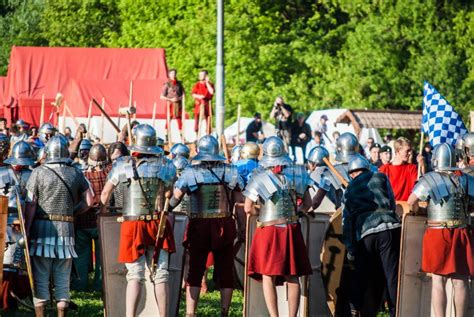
[248,223,312,283]
[118,219,176,263]
[422,227,474,276]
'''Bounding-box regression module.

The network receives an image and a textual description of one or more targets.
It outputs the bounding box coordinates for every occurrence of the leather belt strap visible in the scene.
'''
[257,215,299,228]
[189,212,230,219]
[35,214,74,223]
[427,219,468,228]
[117,213,163,223]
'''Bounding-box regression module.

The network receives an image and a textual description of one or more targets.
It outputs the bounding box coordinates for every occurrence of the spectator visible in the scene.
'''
[305,131,323,160]
[192,70,214,133]
[369,143,382,167]
[379,137,425,201]
[364,137,375,158]
[422,142,433,172]
[315,114,328,135]
[269,96,293,148]
[245,112,263,143]
[380,145,392,165]
[0,118,7,135]
[161,68,185,130]
[290,112,312,162]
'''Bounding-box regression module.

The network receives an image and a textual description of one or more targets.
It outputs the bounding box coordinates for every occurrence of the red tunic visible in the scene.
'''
[422,227,474,276]
[379,163,418,201]
[118,219,176,263]
[248,223,312,284]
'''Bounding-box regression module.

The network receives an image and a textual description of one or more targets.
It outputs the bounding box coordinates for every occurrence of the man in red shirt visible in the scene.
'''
[191,70,214,134]
[379,137,425,201]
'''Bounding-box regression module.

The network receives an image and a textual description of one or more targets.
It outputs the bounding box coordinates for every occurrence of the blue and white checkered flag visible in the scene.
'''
[422,81,467,147]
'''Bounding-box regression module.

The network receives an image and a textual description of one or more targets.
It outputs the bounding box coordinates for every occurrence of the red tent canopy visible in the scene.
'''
[63,79,170,118]
[2,46,169,125]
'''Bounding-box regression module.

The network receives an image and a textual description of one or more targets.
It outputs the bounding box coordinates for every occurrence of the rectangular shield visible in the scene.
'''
[99,213,187,317]
[321,209,345,314]
[0,196,7,286]
[396,211,473,316]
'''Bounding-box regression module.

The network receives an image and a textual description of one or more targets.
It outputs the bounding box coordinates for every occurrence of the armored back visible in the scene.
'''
[258,188,296,224]
[190,184,230,217]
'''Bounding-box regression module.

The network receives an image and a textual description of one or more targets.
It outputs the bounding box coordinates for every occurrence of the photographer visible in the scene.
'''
[269,96,293,148]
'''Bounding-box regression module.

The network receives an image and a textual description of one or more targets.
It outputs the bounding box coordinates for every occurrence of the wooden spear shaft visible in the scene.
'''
[40,94,45,126]
[152,101,157,128]
[181,94,186,143]
[236,104,241,145]
[91,99,120,133]
[86,100,93,139]
[100,98,105,142]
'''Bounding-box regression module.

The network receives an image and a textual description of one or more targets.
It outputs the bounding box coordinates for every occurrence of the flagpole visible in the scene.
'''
[417,131,424,179]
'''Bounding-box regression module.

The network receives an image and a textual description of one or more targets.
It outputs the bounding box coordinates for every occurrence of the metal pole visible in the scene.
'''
[215,0,225,142]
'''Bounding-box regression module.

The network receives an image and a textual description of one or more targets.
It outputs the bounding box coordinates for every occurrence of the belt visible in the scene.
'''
[117,213,164,223]
[427,219,468,228]
[257,215,299,228]
[35,214,74,223]
[189,212,230,219]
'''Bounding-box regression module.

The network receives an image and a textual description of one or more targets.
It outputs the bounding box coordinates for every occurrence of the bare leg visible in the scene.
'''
[57,301,69,317]
[451,276,469,317]
[220,288,233,316]
[154,282,169,317]
[432,274,447,317]
[262,275,278,317]
[186,286,201,316]
[201,268,209,294]
[285,276,301,317]
[126,280,142,317]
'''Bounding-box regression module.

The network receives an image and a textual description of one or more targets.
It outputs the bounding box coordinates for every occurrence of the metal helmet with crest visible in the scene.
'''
[192,135,225,162]
[259,136,292,168]
[431,143,457,171]
[5,141,36,166]
[241,142,260,160]
[45,135,72,164]
[307,146,329,166]
[335,132,359,163]
[129,124,163,155]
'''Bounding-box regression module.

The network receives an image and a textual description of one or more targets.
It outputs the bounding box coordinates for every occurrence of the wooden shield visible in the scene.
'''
[397,212,474,317]
[0,196,7,286]
[99,213,188,317]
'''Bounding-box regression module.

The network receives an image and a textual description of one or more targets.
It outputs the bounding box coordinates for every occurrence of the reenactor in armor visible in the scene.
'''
[72,144,109,291]
[243,136,323,316]
[25,135,91,317]
[307,145,342,208]
[169,135,244,317]
[33,123,56,148]
[76,139,93,171]
[408,143,474,317]
[106,142,130,211]
[100,124,176,317]
[0,133,11,166]
[333,132,360,184]
[342,154,401,317]
[0,141,36,310]
[234,141,260,184]
[170,143,191,161]
[462,132,474,175]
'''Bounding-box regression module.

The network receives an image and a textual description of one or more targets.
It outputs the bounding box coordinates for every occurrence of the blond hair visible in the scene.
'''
[394,137,411,153]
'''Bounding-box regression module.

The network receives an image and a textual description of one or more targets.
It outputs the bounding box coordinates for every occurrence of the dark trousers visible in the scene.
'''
[351,228,401,317]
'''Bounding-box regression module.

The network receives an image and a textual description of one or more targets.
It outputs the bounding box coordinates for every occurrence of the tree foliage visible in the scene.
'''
[0,0,472,125]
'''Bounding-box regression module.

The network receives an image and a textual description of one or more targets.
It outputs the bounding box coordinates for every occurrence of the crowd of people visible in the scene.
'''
[0,99,472,317]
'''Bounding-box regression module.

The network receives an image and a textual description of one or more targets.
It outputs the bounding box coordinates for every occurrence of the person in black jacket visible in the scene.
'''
[290,112,312,162]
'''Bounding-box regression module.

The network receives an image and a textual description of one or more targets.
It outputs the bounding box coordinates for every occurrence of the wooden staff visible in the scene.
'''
[236,104,241,145]
[86,100,93,139]
[417,132,424,179]
[91,99,121,133]
[133,101,137,121]
[39,94,45,126]
[166,101,172,148]
[64,103,80,128]
[0,196,7,286]
[152,101,157,127]
[61,103,67,132]
[221,134,230,162]
[100,98,105,141]
[116,104,122,141]
[207,100,213,135]
[323,157,349,188]
[197,103,204,140]
[181,94,186,143]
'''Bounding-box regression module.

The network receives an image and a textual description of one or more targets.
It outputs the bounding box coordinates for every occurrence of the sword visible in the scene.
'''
[149,193,170,282]
[14,188,35,297]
